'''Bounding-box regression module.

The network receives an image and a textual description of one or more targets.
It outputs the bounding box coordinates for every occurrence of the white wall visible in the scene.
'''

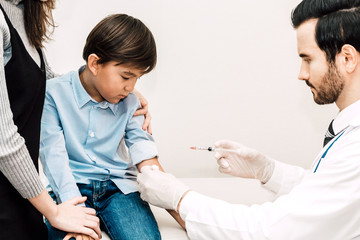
[45,0,338,177]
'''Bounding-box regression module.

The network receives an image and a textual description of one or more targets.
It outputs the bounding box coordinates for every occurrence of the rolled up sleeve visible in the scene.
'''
[125,110,158,165]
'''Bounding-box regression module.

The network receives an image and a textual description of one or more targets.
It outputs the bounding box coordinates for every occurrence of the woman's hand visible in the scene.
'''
[133,89,152,134]
[48,197,101,240]
[29,191,102,240]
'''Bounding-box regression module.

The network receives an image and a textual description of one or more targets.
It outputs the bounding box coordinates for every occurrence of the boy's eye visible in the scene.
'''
[304,58,311,63]
[121,76,130,80]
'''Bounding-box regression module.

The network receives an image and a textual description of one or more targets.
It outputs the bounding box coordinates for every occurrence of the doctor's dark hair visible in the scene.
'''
[82,14,157,73]
[291,0,360,63]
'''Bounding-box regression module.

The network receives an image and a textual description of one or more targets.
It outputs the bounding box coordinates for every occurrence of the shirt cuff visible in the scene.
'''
[179,191,202,220]
[58,189,85,206]
[129,140,158,165]
[261,160,284,194]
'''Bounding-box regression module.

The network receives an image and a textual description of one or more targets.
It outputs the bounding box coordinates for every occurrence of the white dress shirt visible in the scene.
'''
[179,100,360,239]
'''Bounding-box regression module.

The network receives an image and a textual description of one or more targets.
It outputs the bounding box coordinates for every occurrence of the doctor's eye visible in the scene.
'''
[304,58,311,64]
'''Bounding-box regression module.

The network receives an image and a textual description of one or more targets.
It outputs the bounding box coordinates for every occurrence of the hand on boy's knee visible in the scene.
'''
[49,196,101,240]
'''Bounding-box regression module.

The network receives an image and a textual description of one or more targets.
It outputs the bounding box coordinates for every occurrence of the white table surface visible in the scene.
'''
[103,177,275,240]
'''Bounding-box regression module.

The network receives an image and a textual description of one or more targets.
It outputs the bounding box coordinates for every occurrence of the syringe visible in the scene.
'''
[190,146,238,153]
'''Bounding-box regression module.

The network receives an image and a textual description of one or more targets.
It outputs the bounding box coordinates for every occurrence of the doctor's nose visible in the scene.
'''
[298,64,309,81]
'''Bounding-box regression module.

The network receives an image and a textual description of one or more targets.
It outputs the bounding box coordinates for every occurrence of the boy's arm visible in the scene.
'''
[137,159,186,230]
[40,91,83,204]
[125,99,186,229]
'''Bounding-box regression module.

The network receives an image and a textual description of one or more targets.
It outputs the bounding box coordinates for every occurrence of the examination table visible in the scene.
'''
[100,177,275,240]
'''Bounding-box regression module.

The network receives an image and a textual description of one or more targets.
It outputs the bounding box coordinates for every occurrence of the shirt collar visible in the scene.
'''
[98,101,118,114]
[72,67,118,115]
[333,99,360,133]
[72,68,92,108]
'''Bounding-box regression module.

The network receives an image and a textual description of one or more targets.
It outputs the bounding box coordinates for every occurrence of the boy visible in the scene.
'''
[40,14,183,240]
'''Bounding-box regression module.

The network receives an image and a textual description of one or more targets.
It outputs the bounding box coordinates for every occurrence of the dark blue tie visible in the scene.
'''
[323,120,335,147]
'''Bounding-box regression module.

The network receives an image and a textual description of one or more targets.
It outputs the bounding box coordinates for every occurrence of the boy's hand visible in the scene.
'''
[63,232,95,240]
[132,89,152,134]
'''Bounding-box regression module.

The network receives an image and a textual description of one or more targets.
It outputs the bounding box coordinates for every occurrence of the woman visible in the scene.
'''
[0,0,101,239]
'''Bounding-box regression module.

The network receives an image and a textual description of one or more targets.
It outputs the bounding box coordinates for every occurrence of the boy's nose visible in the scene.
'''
[125,84,134,93]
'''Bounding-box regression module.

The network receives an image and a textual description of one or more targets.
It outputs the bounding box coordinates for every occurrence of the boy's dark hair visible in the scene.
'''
[83,14,157,73]
[291,0,360,63]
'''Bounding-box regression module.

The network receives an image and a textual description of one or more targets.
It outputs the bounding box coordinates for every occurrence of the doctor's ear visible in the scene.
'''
[340,44,358,73]
[87,54,101,76]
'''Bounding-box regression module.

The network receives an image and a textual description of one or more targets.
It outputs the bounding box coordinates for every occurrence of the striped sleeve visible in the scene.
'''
[0,11,43,199]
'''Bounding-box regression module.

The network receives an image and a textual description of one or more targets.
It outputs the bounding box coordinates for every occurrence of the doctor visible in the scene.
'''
[137,0,360,239]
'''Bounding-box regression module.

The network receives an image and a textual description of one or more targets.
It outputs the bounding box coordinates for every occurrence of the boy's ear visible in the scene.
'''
[87,54,100,75]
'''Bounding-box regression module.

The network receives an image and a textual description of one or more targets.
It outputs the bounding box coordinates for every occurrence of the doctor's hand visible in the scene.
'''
[137,166,191,211]
[215,139,275,183]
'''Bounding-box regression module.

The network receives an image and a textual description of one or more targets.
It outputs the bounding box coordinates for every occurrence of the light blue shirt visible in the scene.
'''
[40,68,157,203]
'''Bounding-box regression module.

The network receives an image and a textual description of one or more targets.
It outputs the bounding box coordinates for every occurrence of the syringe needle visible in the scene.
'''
[190,146,238,153]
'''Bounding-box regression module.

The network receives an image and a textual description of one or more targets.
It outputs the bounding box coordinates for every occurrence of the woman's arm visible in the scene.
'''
[0,12,45,199]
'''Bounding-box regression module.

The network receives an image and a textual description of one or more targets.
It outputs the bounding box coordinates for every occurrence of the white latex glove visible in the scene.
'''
[137,165,190,211]
[215,139,275,183]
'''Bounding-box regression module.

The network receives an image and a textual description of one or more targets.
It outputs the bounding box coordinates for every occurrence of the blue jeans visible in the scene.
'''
[46,180,161,240]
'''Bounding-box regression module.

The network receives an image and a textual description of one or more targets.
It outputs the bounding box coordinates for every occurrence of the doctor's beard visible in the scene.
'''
[307,63,344,105]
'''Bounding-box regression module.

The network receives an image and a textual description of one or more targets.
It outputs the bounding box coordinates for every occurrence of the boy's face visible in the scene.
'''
[94,62,144,104]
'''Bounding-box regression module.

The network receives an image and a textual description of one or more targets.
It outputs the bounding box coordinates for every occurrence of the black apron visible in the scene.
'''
[0,3,47,239]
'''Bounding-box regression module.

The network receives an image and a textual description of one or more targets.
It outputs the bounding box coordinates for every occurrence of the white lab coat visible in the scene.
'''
[179,100,360,240]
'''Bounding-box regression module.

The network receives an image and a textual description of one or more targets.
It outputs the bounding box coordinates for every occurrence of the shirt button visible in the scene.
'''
[89,132,95,138]
[101,102,108,107]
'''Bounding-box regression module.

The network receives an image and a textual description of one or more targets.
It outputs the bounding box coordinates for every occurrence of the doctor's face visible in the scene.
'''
[296,19,344,105]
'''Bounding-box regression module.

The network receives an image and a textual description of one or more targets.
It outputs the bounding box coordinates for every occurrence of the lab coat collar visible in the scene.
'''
[348,112,360,128]
[333,99,360,132]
